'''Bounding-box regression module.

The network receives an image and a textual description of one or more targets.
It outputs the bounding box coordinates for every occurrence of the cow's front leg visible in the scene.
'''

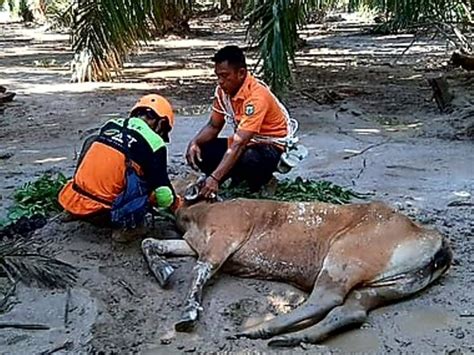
[174,225,250,332]
[175,260,214,332]
[142,238,176,287]
[142,238,197,287]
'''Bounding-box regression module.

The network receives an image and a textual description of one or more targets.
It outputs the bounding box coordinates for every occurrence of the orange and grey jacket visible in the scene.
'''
[59,117,176,216]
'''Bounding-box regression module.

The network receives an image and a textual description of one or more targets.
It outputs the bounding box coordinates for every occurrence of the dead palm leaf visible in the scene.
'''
[0,240,77,289]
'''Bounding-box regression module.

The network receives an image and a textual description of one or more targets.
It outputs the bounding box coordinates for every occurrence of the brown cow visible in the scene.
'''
[142,196,452,347]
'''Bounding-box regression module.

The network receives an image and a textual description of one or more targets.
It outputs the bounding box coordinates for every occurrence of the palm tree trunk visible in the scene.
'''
[230,0,245,20]
[220,0,229,12]
[70,49,93,83]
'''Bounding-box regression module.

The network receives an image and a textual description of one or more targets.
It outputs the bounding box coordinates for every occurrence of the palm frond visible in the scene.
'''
[245,0,310,95]
[0,240,77,288]
[71,0,192,82]
[220,177,366,204]
[71,0,153,82]
[44,0,75,30]
[245,0,472,93]
[348,0,472,31]
[0,282,16,313]
[69,0,472,88]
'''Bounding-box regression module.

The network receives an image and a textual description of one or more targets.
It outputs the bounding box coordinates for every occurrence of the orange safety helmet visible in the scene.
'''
[130,94,175,128]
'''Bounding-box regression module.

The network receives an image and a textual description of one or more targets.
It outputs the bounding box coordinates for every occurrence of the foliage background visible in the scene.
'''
[2,0,471,93]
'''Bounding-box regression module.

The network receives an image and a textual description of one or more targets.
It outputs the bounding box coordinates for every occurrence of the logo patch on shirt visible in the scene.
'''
[245,104,255,116]
[103,128,120,137]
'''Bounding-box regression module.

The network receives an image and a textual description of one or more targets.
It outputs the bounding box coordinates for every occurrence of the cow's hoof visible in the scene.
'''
[268,336,302,347]
[142,238,175,287]
[154,264,175,288]
[175,308,198,332]
[235,327,271,340]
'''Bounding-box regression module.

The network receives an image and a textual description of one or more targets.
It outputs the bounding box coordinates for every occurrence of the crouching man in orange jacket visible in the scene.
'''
[58,94,182,242]
[186,46,297,198]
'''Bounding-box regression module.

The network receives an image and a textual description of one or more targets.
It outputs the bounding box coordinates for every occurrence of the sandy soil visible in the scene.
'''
[0,15,473,354]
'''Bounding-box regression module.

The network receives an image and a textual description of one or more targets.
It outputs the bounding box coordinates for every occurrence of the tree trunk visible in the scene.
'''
[427,75,454,113]
[230,0,245,20]
[70,49,93,83]
[220,0,229,12]
[451,51,474,71]
[19,0,46,22]
[153,3,191,35]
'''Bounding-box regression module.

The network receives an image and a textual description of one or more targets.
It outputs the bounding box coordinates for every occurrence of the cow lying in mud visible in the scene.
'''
[142,191,452,347]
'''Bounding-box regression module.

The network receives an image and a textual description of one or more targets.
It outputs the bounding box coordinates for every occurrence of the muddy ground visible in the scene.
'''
[0,14,473,354]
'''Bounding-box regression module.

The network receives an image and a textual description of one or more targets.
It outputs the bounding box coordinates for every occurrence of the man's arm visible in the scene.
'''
[192,88,226,145]
[143,147,177,209]
[192,113,225,145]
[211,129,253,181]
[186,113,225,169]
[199,129,254,198]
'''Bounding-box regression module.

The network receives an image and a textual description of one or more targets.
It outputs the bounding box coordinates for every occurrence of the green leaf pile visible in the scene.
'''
[6,172,68,223]
[220,177,366,204]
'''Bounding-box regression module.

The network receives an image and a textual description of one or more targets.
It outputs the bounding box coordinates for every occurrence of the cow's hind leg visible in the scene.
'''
[236,271,349,340]
[268,239,453,347]
[267,286,385,347]
[236,242,380,341]
[142,238,195,287]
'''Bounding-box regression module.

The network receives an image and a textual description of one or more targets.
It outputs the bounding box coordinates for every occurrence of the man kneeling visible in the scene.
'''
[186,46,298,198]
[58,94,181,242]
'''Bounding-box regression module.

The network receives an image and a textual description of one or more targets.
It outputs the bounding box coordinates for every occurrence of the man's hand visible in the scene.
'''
[186,115,224,171]
[199,176,219,199]
[186,142,202,171]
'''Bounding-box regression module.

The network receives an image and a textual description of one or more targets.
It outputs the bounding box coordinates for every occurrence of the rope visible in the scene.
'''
[211,80,300,149]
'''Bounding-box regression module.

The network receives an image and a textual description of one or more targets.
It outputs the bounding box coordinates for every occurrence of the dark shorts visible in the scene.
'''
[196,138,282,191]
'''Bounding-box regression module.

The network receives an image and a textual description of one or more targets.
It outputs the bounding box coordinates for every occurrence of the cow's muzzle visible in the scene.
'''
[184,176,222,204]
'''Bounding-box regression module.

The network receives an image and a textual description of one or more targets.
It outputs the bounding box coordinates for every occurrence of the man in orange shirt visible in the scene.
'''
[186,46,297,197]
[59,94,181,241]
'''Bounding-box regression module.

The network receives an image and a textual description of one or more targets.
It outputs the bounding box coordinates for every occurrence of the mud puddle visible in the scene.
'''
[394,307,455,336]
[323,328,381,352]
[1,14,473,354]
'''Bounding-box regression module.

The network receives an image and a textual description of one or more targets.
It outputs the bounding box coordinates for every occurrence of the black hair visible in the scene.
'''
[130,107,160,121]
[212,45,247,69]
